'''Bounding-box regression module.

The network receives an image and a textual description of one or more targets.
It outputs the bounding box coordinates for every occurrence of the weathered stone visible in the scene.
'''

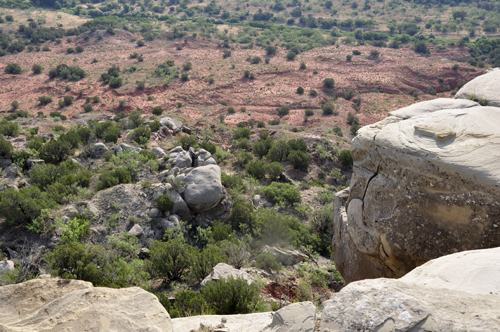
[2,164,19,179]
[0,260,14,275]
[138,248,150,259]
[455,68,500,107]
[115,143,141,154]
[183,165,223,213]
[160,117,183,131]
[93,143,109,158]
[172,313,273,332]
[168,150,192,168]
[320,248,500,332]
[389,97,478,119]
[148,208,160,218]
[253,194,261,206]
[167,190,191,221]
[128,224,144,236]
[201,263,253,286]
[262,246,308,266]
[0,279,173,331]
[333,94,500,282]
[0,159,12,168]
[271,301,316,332]
[151,147,166,158]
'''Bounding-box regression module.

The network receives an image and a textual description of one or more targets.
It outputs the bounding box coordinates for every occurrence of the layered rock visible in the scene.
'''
[454,68,500,107]
[319,247,500,331]
[0,279,172,331]
[333,76,500,282]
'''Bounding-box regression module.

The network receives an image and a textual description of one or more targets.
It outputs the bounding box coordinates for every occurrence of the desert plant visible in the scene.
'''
[32,64,43,74]
[4,63,22,75]
[155,194,174,213]
[323,78,335,88]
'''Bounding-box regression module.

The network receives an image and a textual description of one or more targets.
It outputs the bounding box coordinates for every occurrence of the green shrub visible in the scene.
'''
[183,62,192,70]
[353,50,361,55]
[262,182,301,205]
[287,138,307,152]
[4,63,22,75]
[228,107,235,114]
[0,136,13,159]
[155,194,174,213]
[323,78,335,88]
[286,51,296,60]
[190,244,228,283]
[268,119,280,125]
[255,252,282,272]
[149,120,161,132]
[0,186,57,225]
[173,290,215,317]
[347,112,359,125]
[346,54,352,62]
[264,162,284,180]
[333,126,343,137]
[83,104,93,112]
[257,121,265,128]
[309,89,317,97]
[253,138,274,158]
[278,106,290,117]
[67,47,75,54]
[149,239,196,281]
[344,89,355,101]
[63,95,73,106]
[234,150,253,167]
[350,124,361,135]
[32,64,43,74]
[202,277,261,314]
[179,135,198,150]
[304,109,314,117]
[267,140,289,162]
[338,149,353,166]
[181,73,189,81]
[0,120,21,137]
[61,217,90,244]
[246,160,266,180]
[200,142,217,155]
[109,77,123,88]
[40,139,73,164]
[96,172,119,191]
[232,127,250,140]
[288,150,310,170]
[236,138,251,151]
[131,126,151,144]
[152,106,163,116]
[38,96,53,106]
[321,101,336,115]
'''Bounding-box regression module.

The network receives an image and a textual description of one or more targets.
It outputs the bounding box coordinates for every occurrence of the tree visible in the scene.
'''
[11,100,19,109]
[149,239,196,281]
[288,150,310,170]
[338,149,353,166]
[0,187,57,225]
[296,86,304,94]
[321,101,336,115]
[152,106,163,116]
[323,78,335,88]
[414,41,430,54]
[4,63,22,75]
[32,64,43,74]
[40,139,73,164]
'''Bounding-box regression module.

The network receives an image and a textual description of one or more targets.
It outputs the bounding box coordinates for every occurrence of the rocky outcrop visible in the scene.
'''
[201,263,253,286]
[184,165,223,213]
[160,116,183,131]
[333,93,500,282]
[167,147,192,168]
[0,278,173,331]
[93,143,109,157]
[455,68,500,107]
[172,313,273,332]
[262,246,308,266]
[320,247,500,332]
[115,143,141,154]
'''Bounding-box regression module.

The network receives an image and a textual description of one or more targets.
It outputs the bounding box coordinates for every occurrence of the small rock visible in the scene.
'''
[128,224,144,237]
[151,147,166,158]
[253,195,261,206]
[201,263,253,286]
[93,143,109,158]
[138,248,150,259]
[0,260,14,275]
[116,143,141,154]
[148,208,160,218]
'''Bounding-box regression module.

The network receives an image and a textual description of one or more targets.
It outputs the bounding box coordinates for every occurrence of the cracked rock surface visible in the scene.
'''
[333,81,500,282]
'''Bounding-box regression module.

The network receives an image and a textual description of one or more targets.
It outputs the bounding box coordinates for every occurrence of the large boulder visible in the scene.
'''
[160,117,183,131]
[333,96,500,282]
[183,165,223,213]
[455,68,500,107]
[93,143,109,158]
[201,263,253,286]
[0,278,173,331]
[166,189,191,221]
[172,313,273,332]
[167,149,192,168]
[319,248,500,332]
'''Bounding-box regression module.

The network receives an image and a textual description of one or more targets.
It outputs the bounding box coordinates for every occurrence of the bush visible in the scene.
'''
[232,127,250,140]
[278,106,290,117]
[235,138,251,151]
[0,136,13,159]
[63,95,73,106]
[338,149,353,166]
[155,194,174,213]
[288,150,310,170]
[257,121,265,128]
[75,45,84,53]
[109,77,123,88]
[286,51,297,60]
[5,63,22,75]
[346,54,352,62]
[152,106,163,116]
[309,89,317,97]
[11,100,18,109]
[227,107,235,114]
[149,120,161,132]
[255,253,282,272]
[427,87,437,95]
[268,119,280,125]
[181,73,189,81]
[347,112,359,125]
[83,104,93,112]
[200,141,217,155]
[149,239,196,281]
[0,186,57,225]
[305,109,314,116]
[179,136,198,150]
[32,64,43,74]
[131,126,151,144]
[267,140,289,162]
[40,139,73,164]
[353,50,361,55]
[344,89,355,100]
[350,124,361,135]
[67,47,75,54]
[201,277,261,315]
[172,290,215,317]
[370,50,380,58]
[182,62,192,70]
[262,182,301,205]
[414,41,430,54]
[323,78,335,88]
[253,138,274,159]
[243,70,254,79]
[265,161,284,180]
[299,61,307,69]
[246,160,266,180]
[96,172,119,191]
[190,244,228,283]
[0,120,21,137]
[296,86,304,94]
[321,101,336,115]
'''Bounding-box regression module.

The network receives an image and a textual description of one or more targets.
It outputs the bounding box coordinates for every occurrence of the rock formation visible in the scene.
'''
[319,247,500,331]
[201,263,254,286]
[454,68,500,107]
[333,71,500,282]
[0,278,173,331]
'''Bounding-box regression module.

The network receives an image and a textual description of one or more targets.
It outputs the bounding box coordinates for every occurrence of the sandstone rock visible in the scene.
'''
[115,143,141,154]
[253,194,261,206]
[160,116,183,131]
[93,143,109,157]
[271,302,316,332]
[184,165,223,213]
[128,224,144,236]
[0,279,173,331]
[389,98,478,119]
[400,246,500,296]
[172,313,273,332]
[195,149,217,167]
[262,246,308,266]
[201,263,253,286]
[455,68,500,107]
[0,260,14,275]
[148,207,160,218]
[151,147,166,158]
[333,96,500,282]
[167,149,192,168]
[167,189,191,221]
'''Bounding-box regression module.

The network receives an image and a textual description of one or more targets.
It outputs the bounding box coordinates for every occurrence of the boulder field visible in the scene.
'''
[332,69,500,282]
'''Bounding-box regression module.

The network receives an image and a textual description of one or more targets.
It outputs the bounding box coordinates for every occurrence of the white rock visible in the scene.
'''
[201,263,253,286]
[151,147,166,158]
[128,224,144,236]
[0,260,14,275]
[455,68,500,107]
[172,313,273,332]
[271,301,316,332]
[160,117,183,131]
